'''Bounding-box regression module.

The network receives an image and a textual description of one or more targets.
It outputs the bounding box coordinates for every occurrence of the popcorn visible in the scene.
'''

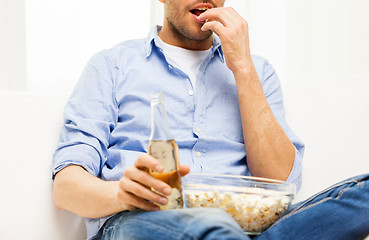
[184,187,291,233]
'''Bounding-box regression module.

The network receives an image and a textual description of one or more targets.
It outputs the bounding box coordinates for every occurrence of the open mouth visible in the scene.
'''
[190,7,209,17]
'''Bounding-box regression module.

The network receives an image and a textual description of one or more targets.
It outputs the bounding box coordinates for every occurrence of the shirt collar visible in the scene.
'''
[145,25,224,62]
[212,33,224,62]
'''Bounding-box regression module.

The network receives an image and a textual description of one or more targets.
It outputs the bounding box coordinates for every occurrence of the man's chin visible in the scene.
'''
[188,29,213,42]
[168,21,213,44]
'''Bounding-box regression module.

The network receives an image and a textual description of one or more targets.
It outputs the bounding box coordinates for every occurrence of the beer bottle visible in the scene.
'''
[148,92,183,210]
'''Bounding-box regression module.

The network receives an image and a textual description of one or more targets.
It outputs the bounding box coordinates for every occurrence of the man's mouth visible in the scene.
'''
[190,7,210,17]
[189,3,213,17]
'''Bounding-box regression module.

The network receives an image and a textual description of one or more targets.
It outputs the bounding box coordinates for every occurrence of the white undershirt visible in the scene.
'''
[155,36,212,89]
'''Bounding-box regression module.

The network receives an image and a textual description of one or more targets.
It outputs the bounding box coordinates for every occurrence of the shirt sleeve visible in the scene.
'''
[52,51,118,179]
[258,58,305,192]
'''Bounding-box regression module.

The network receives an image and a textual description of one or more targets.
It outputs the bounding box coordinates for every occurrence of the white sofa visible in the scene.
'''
[1,74,368,239]
[0,91,86,240]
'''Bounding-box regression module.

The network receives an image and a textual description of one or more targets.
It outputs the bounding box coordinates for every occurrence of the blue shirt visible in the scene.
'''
[52,26,305,240]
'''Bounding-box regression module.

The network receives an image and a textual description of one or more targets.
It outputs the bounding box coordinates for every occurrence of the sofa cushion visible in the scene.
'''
[0,91,86,240]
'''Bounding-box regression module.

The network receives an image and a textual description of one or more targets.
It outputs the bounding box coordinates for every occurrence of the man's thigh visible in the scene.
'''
[257,173,369,240]
[98,207,250,240]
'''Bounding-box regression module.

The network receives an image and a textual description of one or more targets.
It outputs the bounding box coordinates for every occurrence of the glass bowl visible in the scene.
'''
[182,173,296,235]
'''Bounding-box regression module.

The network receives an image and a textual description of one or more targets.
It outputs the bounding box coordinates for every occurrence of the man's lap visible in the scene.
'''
[98,208,249,240]
[97,173,369,240]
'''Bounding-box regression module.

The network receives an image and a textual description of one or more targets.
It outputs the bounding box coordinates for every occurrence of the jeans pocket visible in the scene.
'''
[101,212,131,239]
[102,225,116,240]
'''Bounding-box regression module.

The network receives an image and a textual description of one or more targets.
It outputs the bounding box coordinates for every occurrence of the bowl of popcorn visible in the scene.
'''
[182,173,296,235]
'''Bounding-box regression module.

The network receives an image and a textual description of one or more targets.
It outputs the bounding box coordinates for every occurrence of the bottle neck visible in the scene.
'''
[150,93,173,141]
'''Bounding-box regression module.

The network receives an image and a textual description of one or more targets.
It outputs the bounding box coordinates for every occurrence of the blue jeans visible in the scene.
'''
[97,174,369,240]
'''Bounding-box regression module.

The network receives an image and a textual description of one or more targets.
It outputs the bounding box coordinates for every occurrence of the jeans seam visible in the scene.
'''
[101,214,124,237]
[273,196,333,226]
[337,183,355,198]
[290,178,359,214]
[180,231,196,240]
[103,225,114,234]
[274,178,361,227]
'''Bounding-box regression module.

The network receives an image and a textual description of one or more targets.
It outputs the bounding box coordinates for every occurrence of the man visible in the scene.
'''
[52,0,369,239]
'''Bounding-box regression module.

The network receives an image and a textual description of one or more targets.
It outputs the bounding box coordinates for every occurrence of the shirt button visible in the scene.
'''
[196,151,202,157]
[188,90,194,96]
[195,127,201,133]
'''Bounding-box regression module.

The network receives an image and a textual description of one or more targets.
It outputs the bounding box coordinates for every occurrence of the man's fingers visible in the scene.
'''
[179,164,190,177]
[135,154,163,172]
[201,20,225,37]
[119,176,168,207]
[119,190,160,212]
[197,7,231,26]
[124,166,172,196]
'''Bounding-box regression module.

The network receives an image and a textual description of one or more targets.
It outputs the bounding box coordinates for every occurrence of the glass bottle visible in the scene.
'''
[148,92,183,210]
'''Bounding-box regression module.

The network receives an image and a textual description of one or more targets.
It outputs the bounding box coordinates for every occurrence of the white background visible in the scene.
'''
[2,0,369,94]
[1,0,369,201]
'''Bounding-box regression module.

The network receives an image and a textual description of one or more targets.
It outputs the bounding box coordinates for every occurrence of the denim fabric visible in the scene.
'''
[97,174,369,240]
[99,208,249,240]
[257,173,369,240]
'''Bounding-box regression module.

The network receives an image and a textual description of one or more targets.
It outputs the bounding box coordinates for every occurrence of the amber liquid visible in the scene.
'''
[150,170,182,190]
[148,140,183,209]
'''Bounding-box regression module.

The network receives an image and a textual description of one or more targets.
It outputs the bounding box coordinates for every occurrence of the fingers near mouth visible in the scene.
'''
[189,4,212,23]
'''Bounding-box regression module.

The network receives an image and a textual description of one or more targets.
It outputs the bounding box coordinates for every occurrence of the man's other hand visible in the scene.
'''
[117,154,190,211]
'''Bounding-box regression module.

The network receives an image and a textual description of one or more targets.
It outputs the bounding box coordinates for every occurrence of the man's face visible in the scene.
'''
[162,0,225,42]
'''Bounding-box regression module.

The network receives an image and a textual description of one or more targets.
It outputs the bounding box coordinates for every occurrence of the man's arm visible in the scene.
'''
[231,64,295,181]
[53,165,121,218]
[53,154,190,218]
[199,8,295,181]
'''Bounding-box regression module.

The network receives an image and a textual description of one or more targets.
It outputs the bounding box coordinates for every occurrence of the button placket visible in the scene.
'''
[195,126,201,134]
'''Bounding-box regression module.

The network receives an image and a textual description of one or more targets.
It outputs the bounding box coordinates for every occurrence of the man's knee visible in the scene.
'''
[180,208,247,239]
[187,208,238,226]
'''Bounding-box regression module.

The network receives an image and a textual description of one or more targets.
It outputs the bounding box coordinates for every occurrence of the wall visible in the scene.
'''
[283,0,369,201]
[285,0,369,92]
[22,0,289,94]
[25,0,152,94]
[2,1,369,93]
[0,0,27,90]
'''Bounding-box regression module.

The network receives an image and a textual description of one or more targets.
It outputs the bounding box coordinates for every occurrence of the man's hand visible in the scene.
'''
[53,156,190,219]
[198,7,252,73]
[117,154,190,211]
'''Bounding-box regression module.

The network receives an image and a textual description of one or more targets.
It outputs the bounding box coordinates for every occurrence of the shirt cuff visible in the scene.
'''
[285,146,303,193]
[52,143,102,180]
